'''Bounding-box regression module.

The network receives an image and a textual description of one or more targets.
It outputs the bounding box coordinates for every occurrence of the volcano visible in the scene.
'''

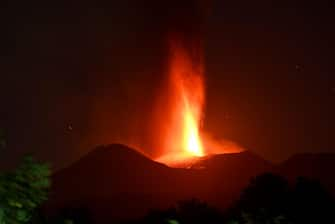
[152,36,245,167]
[48,144,272,222]
[48,144,335,223]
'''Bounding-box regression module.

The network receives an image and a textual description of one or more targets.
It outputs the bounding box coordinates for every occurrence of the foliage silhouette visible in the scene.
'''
[49,207,93,224]
[291,176,335,223]
[0,156,51,224]
[132,173,335,224]
[234,173,290,222]
[129,198,223,224]
[228,173,335,224]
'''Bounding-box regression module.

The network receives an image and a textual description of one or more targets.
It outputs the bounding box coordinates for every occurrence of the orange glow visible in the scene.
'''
[156,37,205,165]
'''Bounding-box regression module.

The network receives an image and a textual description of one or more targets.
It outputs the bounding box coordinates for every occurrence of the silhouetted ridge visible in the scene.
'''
[278,152,335,194]
[89,144,148,160]
[50,145,335,223]
[73,144,167,170]
[281,153,335,166]
[195,150,272,174]
[279,152,335,176]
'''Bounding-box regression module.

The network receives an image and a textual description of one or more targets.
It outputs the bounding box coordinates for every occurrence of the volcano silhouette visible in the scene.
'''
[48,144,335,223]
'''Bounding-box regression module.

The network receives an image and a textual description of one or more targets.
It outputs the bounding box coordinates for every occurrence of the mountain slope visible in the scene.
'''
[48,144,273,222]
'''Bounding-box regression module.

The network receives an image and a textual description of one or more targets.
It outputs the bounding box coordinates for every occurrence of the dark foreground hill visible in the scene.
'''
[48,144,335,223]
[277,153,335,193]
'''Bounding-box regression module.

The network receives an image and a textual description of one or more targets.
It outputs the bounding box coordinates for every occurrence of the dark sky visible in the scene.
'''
[1,0,335,169]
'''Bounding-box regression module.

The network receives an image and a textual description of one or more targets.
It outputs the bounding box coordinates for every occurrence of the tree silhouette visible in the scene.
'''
[49,207,93,224]
[228,173,335,224]
[0,156,51,224]
[237,173,290,219]
[291,176,335,223]
[133,199,222,224]
[175,199,222,224]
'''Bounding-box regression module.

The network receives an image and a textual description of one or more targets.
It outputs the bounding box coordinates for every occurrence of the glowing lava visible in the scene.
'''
[156,37,206,165]
[173,54,204,157]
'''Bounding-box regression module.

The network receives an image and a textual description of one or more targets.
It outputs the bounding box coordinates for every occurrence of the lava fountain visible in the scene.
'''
[155,36,206,166]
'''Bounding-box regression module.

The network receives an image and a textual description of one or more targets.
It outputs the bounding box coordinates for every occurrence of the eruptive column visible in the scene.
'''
[150,1,243,166]
[156,35,206,165]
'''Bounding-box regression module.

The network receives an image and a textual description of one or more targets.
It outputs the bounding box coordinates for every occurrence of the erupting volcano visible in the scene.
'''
[153,35,244,167]
[155,35,206,166]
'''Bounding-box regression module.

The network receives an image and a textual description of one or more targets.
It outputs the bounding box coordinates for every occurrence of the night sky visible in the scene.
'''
[1,0,335,169]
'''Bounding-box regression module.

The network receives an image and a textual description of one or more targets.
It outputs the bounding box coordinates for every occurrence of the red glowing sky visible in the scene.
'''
[1,0,335,169]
